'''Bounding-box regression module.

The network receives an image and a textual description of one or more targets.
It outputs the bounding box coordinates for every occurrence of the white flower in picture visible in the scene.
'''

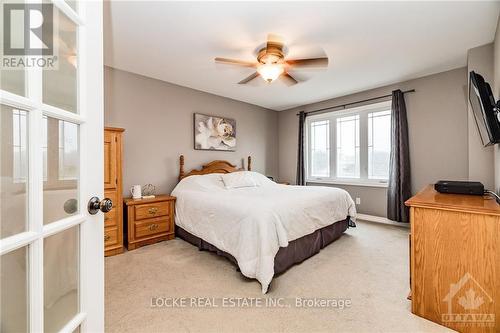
[194,114,236,151]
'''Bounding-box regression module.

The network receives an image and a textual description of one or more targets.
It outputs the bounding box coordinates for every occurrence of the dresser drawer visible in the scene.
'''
[104,214,117,227]
[104,226,119,247]
[104,191,118,227]
[134,217,169,239]
[134,202,169,221]
[104,190,118,205]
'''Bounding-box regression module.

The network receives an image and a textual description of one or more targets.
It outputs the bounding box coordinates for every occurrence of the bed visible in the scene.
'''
[172,155,357,293]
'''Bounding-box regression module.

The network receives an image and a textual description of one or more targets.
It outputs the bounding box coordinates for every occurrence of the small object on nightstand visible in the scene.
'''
[142,184,156,198]
[124,195,176,250]
[130,185,142,199]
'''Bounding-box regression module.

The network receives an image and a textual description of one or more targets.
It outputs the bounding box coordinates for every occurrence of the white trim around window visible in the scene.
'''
[305,100,392,187]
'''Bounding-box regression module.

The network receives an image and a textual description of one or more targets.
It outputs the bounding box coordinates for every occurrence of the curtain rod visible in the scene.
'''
[296,89,415,116]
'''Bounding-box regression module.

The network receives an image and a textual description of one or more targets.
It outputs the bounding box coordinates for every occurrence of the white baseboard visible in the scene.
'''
[356,213,410,228]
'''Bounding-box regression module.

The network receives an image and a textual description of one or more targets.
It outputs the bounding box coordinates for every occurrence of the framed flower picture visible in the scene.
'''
[194,113,236,151]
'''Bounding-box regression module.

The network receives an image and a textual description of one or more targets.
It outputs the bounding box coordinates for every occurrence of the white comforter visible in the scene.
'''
[172,172,356,293]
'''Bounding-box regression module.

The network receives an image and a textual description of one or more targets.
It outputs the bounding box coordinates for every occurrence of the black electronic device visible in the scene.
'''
[434,180,484,196]
[469,71,500,146]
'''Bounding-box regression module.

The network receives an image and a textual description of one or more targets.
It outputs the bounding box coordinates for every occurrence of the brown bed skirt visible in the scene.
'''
[176,217,351,277]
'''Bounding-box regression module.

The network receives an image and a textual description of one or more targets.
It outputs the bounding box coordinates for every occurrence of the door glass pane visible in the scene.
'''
[1,104,28,239]
[66,1,78,12]
[1,71,25,97]
[368,110,391,179]
[43,8,78,112]
[43,117,79,225]
[336,115,360,178]
[44,226,79,333]
[0,246,29,333]
[0,0,25,96]
[310,120,330,177]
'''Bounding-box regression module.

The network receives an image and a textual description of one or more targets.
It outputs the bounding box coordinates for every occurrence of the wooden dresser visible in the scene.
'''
[103,127,125,256]
[406,185,500,333]
[124,195,176,250]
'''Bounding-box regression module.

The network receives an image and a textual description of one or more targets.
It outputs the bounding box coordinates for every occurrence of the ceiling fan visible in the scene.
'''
[215,34,329,85]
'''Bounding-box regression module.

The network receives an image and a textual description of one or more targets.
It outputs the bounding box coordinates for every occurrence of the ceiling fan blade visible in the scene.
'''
[215,57,256,68]
[238,72,260,84]
[281,72,298,86]
[286,57,329,68]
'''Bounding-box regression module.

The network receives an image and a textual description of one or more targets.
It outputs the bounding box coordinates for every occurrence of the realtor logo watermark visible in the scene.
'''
[442,273,495,327]
[2,3,58,69]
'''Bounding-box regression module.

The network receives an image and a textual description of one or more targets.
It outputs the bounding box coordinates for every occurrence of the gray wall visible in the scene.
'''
[494,19,500,194]
[278,68,469,217]
[104,66,279,197]
[466,44,495,190]
[105,64,485,217]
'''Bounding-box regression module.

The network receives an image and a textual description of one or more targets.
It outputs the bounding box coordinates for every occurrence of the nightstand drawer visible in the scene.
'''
[104,226,119,246]
[135,202,169,220]
[134,217,169,239]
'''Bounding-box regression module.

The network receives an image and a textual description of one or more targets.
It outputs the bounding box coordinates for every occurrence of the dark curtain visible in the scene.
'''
[387,90,411,222]
[296,111,306,185]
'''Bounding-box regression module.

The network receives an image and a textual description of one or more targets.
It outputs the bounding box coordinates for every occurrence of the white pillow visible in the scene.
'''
[220,171,258,189]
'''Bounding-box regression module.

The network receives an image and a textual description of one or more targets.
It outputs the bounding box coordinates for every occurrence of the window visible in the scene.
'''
[336,115,360,178]
[306,101,391,186]
[310,120,330,177]
[58,121,79,180]
[368,110,391,179]
[15,115,77,183]
[42,116,48,181]
[13,110,28,183]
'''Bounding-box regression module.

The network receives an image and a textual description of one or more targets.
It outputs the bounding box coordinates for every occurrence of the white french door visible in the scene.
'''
[0,1,104,332]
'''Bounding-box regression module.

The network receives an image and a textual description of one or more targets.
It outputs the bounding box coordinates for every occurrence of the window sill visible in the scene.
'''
[306,179,389,188]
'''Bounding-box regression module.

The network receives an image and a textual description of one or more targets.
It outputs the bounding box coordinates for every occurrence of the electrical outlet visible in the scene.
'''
[355,197,361,205]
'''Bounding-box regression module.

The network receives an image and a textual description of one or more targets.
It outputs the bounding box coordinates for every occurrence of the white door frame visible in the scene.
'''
[0,1,104,332]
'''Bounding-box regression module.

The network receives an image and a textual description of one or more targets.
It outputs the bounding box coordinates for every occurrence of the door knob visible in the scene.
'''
[88,197,113,215]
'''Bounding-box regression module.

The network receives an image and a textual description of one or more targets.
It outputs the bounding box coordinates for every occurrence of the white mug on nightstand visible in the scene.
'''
[130,185,142,199]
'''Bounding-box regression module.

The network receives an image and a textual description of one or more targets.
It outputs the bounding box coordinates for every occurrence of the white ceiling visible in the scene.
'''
[104,1,500,111]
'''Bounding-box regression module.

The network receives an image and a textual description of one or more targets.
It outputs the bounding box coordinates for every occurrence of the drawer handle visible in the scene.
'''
[148,223,159,231]
[104,234,111,241]
[148,207,158,214]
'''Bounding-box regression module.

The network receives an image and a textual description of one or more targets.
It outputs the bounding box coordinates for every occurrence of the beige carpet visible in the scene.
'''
[105,220,453,333]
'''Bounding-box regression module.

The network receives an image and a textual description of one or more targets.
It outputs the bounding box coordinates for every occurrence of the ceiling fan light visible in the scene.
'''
[257,63,284,83]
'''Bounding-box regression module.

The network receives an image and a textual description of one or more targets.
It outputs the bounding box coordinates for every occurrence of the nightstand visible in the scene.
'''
[123,195,176,250]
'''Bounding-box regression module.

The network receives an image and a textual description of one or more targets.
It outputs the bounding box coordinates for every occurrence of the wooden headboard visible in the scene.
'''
[178,155,252,181]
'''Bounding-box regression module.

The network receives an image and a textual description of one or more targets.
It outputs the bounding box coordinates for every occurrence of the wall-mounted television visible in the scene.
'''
[469,71,500,146]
